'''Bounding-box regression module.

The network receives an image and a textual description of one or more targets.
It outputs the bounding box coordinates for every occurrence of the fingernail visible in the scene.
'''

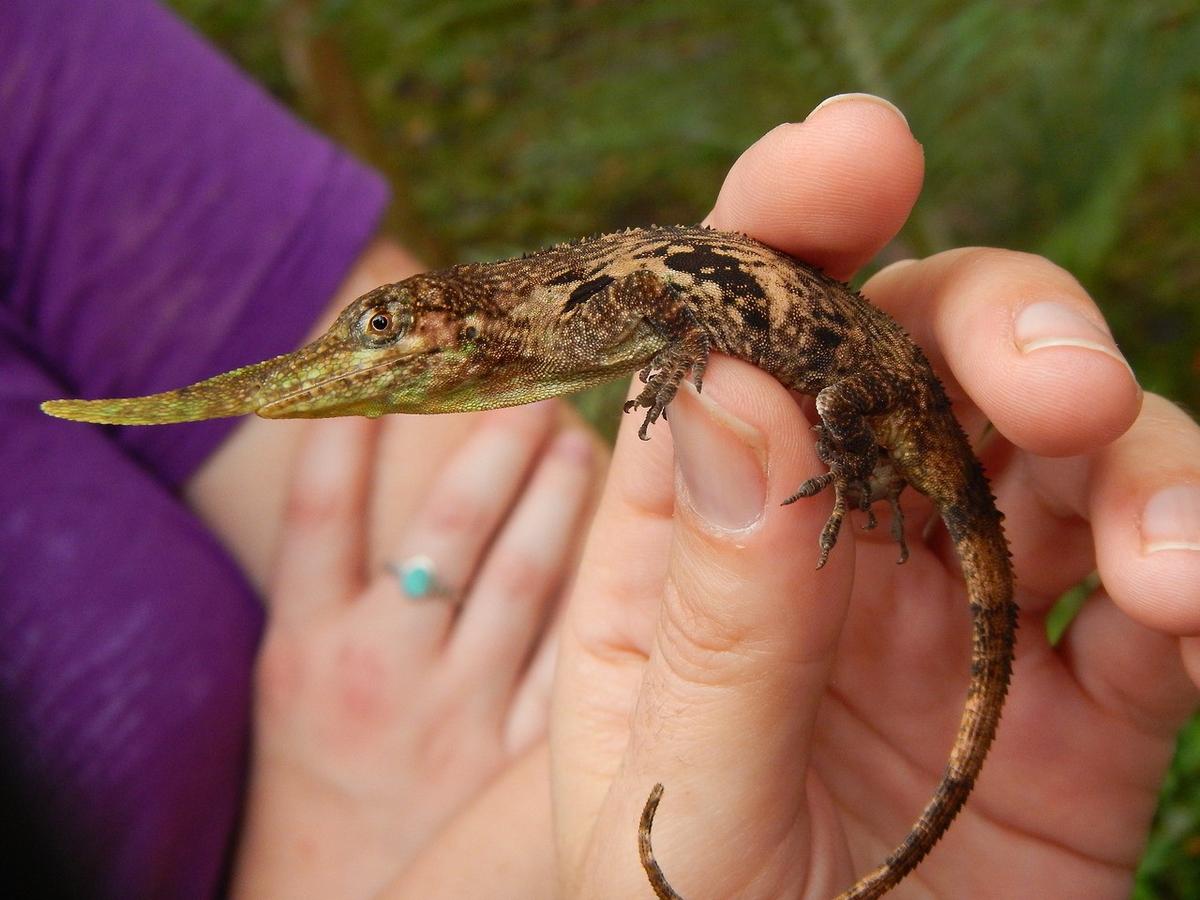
[669,384,767,531]
[1142,485,1200,554]
[807,92,908,126]
[1015,301,1133,374]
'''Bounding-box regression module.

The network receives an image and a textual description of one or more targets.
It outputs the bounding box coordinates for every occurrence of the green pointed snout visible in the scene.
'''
[40,333,417,425]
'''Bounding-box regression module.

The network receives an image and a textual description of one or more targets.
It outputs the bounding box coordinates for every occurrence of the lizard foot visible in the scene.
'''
[785,432,910,566]
[623,330,709,440]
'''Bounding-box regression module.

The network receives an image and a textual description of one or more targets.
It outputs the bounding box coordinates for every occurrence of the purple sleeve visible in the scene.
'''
[1,333,263,899]
[1,0,388,486]
[0,0,389,897]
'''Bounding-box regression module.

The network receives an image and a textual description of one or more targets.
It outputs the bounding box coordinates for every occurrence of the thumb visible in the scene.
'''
[590,356,857,898]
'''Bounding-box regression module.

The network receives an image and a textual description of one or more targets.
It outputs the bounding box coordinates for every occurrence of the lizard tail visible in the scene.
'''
[837,461,1017,900]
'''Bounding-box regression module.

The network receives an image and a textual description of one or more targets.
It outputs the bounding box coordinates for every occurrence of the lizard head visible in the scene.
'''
[39,279,486,424]
[40,270,664,425]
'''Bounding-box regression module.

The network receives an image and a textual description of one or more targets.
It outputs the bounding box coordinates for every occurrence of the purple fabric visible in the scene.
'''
[0,1,388,896]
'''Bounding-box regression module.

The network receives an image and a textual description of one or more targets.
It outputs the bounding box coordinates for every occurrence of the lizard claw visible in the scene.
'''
[889,493,909,564]
[786,430,913,567]
[783,472,833,505]
[621,328,709,442]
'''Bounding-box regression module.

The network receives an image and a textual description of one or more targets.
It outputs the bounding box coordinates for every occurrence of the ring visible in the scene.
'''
[386,555,458,603]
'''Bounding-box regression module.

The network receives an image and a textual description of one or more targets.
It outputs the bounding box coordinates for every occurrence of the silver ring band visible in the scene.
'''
[386,555,458,604]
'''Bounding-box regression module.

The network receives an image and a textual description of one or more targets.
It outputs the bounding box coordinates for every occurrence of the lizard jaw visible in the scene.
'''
[254,356,417,419]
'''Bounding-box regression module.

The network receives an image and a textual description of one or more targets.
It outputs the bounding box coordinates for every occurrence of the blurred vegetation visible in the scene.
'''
[171,0,1200,894]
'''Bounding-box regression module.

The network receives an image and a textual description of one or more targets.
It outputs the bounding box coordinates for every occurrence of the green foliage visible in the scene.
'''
[170,0,1200,891]
[173,0,1200,410]
[1137,715,1200,899]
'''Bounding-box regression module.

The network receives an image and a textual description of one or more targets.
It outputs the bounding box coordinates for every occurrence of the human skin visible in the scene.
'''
[549,95,1200,898]
[204,93,1199,898]
[181,207,607,898]
[232,401,595,899]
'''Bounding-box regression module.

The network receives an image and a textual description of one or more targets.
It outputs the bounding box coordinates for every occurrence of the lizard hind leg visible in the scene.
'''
[783,378,908,568]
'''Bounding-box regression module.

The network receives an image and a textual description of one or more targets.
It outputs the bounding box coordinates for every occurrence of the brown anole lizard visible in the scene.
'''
[43,225,1017,900]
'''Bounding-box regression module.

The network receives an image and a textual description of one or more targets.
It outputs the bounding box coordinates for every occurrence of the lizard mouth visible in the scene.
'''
[255,353,424,419]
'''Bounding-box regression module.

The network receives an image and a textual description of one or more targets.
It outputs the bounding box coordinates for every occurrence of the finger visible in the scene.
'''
[550,375,692,882]
[864,248,1141,458]
[1087,393,1200,635]
[447,428,595,701]
[368,412,481,570]
[271,416,377,623]
[560,358,856,896]
[983,449,1099,605]
[993,394,1200,619]
[704,93,924,279]
[1059,589,1197,742]
[505,626,559,756]
[367,402,558,653]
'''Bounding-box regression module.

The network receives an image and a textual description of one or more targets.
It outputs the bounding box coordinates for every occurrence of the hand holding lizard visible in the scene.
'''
[550,95,1199,898]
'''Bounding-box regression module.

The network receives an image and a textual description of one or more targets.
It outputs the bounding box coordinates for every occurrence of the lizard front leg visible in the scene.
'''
[606,272,711,440]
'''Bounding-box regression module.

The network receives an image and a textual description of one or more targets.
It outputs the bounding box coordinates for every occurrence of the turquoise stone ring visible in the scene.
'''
[387,555,455,602]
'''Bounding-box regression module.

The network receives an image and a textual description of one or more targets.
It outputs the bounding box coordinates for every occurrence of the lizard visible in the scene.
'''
[42,224,1017,900]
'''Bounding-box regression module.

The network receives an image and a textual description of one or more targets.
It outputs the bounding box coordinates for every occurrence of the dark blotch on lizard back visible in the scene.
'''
[740,302,769,334]
[631,243,672,260]
[811,326,844,353]
[546,269,585,286]
[564,274,615,312]
[811,302,851,328]
[664,245,767,304]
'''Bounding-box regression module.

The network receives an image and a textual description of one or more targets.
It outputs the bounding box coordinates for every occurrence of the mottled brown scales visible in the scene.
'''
[41,225,1017,899]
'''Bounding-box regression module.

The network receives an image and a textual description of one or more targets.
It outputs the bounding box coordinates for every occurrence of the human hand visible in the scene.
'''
[233,401,601,900]
[551,94,1200,898]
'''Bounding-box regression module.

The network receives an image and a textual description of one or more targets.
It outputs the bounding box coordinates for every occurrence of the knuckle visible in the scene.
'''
[486,551,554,600]
[284,480,356,530]
[255,629,309,712]
[413,706,480,782]
[655,580,800,689]
[422,490,490,538]
[330,637,401,730]
[944,246,1086,295]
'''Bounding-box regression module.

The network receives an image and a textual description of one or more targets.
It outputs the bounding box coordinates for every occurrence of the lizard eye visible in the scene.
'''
[359,306,409,345]
[462,325,478,341]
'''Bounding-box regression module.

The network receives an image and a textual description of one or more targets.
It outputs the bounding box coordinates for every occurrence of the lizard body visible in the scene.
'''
[43,225,1017,899]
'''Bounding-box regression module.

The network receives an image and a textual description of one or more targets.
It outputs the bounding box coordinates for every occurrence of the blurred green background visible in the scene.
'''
[170,0,1199,894]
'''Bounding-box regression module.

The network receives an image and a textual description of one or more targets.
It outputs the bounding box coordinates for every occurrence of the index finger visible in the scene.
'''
[864,248,1142,458]
[271,416,377,621]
